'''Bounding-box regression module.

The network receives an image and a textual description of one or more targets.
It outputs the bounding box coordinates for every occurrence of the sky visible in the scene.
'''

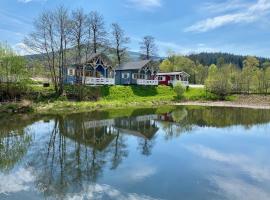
[0,0,270,57]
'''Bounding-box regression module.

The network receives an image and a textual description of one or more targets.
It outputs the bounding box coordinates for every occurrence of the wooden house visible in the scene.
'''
[115,60,158,86]
[157,71,190,86]
[65,53,115,85]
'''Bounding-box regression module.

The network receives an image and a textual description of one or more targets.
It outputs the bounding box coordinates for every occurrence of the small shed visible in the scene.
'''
[157,71,190,86]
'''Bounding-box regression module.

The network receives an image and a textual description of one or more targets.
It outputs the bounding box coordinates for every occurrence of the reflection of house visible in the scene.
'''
[65,53,115,85]
[63,119,117,151]
[114,115,159,140]
[61,114,159,152]
[115,60,158,86]
[157,72,190,86]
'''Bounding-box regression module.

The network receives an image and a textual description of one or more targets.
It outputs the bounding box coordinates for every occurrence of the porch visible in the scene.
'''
[157,72,190,86]
[137,79,158,86]
[136,67,158,86]
[81,64,115,85]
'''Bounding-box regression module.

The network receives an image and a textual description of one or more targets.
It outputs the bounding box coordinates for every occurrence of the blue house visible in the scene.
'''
[65,53,115,85]
[115,60,159,86]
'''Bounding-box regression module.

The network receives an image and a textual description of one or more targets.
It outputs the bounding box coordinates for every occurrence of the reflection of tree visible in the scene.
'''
[110,131,128,169]
[0,115,34,172]
[0,133,31,171]
[28,114,129,199]
[158,108,193,140]
[114,116,159,156]
[171,108,187,123]
[138,137,156,156]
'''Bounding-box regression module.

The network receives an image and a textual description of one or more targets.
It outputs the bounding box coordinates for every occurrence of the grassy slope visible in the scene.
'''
[36,85,177,114]
[35,86,220,114]
[0,84,221,114]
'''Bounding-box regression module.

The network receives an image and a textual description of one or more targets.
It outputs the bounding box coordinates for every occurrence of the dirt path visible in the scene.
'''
[176,95,270,110]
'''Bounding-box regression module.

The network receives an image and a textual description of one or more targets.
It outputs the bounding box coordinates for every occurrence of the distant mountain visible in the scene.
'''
[187,52,270,68]
[25,50,269,69]
[25,49,162,63]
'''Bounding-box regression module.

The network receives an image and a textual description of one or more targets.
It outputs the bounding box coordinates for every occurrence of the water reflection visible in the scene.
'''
[1,106,270,199]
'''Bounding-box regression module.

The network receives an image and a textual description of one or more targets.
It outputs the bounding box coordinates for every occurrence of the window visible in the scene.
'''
[122,72,130,79]
[132,73,138,79]
[68,68,74,76]
[158,76,165,81]
[139,74,145,79]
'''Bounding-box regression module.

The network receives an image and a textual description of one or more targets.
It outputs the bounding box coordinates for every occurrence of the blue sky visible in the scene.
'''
[1,0,270,57]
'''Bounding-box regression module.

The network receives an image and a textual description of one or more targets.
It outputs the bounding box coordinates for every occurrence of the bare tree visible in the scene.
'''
[140,36,158,60]
[24,6,71,95]
[54,6,71,94]
[87,11,107,54]
[70,9,87,64]
[111,23,130,65]
[24,11,59,92]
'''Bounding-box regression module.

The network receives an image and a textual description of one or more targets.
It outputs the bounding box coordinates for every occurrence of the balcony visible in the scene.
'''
[137,79,158,86]
[83,77,115,85]
[170,80,189,87]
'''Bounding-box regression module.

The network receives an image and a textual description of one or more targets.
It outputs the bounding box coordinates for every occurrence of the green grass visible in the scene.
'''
[1,84,227,114]
[183,88,220,101]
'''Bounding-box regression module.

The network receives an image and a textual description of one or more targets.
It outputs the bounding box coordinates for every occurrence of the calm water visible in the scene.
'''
[1,106,270,200]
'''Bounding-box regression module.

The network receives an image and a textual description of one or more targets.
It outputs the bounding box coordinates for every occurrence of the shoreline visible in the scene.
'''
[2,94,270,114]
[175,101,270,110]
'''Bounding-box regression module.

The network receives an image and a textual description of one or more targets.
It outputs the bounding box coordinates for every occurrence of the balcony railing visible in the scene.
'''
[137,79,159,86]
[83,77,115,85]
[169,80,189,86]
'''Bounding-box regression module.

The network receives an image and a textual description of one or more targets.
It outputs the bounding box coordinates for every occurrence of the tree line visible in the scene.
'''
[24,6,158,95]
[188,52,270,69]
[160,53,270,96]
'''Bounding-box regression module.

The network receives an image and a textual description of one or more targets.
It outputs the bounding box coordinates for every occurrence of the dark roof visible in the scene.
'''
[116,60,151,71]
[68,52,112,66]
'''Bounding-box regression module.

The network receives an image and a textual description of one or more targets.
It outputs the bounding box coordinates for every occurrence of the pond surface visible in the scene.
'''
[1,106,270,200]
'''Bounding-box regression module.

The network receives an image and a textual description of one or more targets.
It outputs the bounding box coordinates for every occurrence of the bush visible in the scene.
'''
[173,83,186,99]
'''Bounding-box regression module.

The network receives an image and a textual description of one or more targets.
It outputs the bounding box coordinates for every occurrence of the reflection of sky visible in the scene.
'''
[1,113,270,199]
[0,167,34,194]
[66,183,162,200]
[185,142,270,200]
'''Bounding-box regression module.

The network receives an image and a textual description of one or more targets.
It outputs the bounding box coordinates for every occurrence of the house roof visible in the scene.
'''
[157,71,190,77]
[116,60,151,71]
[68,52,112,67]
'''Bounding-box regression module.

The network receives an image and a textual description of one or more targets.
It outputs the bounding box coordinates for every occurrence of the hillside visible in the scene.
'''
[25,50,270,69]
[188,52,270,68]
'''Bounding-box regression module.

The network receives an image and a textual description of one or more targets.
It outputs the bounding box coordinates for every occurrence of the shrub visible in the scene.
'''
[173,83,186,99]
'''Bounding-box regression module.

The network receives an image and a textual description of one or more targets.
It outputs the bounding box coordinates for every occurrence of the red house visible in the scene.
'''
[157,71,190,86]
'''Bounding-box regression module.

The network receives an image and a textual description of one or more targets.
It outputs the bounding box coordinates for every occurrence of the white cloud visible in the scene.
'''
[201,0,252,14]
[18,0,47,3]
[127,0,162,10]
[0,168,34,194]
[212,176,270,200]
[66,183,160,200]
[14,42,37,55]
[185,144,270,182]
[185,0,270,32]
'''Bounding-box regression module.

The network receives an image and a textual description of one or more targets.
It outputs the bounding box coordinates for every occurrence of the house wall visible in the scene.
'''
[115,70,139,85]
[64,67,76,84]
[158,75,170,86]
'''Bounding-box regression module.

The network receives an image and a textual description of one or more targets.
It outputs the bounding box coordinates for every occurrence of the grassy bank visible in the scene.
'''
[0,85,223,114]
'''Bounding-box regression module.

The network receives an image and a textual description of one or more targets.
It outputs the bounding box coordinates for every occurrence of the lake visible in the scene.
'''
[1,106,270,200]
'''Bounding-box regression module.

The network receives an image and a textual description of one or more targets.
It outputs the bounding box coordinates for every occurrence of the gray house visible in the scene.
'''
[115,60,159,86]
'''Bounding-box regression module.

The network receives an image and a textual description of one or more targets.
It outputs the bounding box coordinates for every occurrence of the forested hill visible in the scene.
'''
[187,52,270,68]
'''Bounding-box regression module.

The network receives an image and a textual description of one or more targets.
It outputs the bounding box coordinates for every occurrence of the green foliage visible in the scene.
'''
[159,54,198,83]
[183,88,219,101]
[0,43,30,100]
[188,52,270,69]
[173,82,185,99]
[205,64,232,98]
